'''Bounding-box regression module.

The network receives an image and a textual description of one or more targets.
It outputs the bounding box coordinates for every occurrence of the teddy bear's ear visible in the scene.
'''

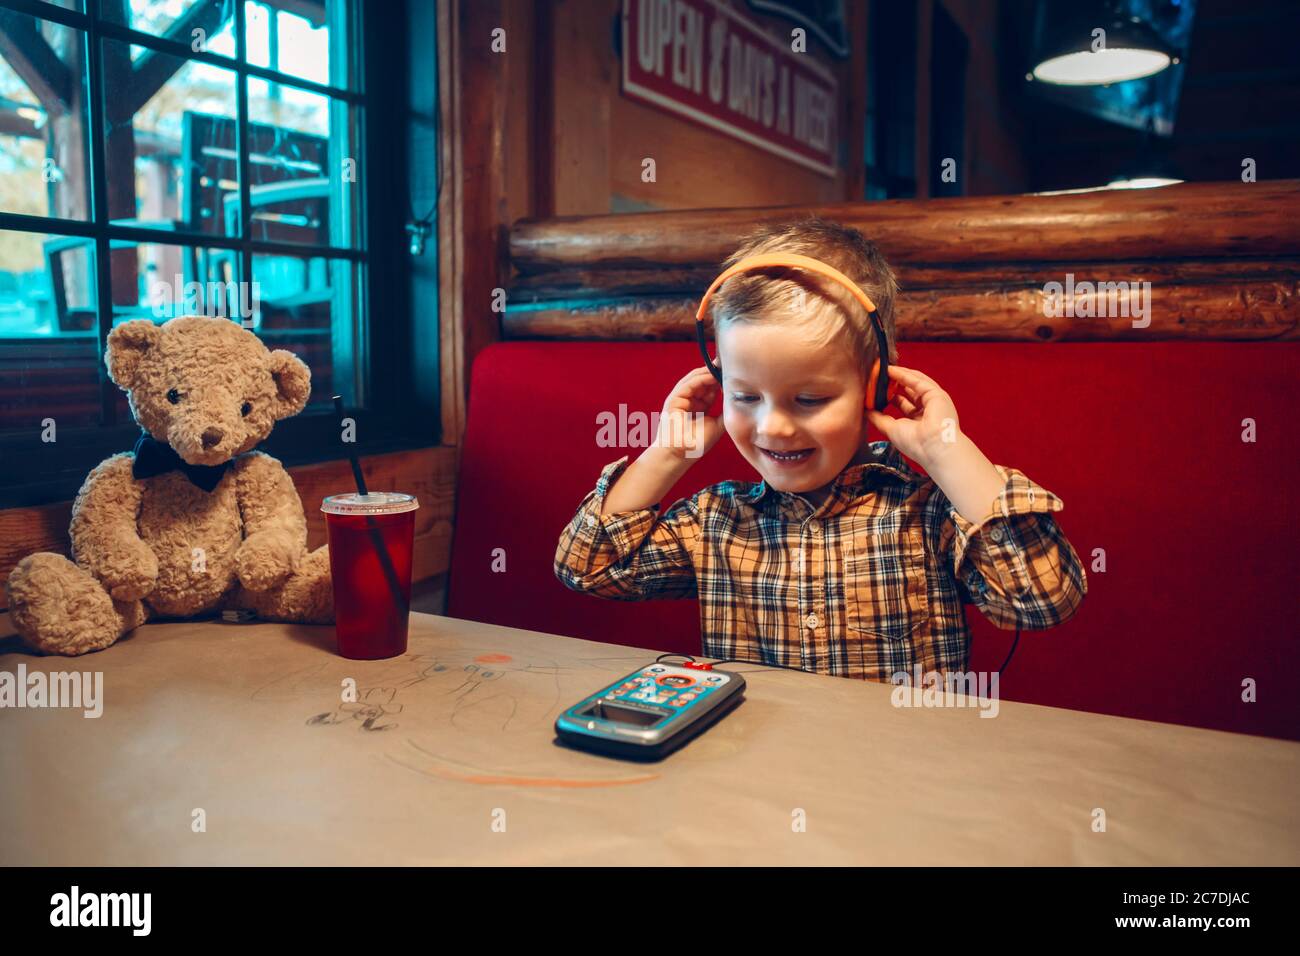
[105,319,162,391]
[268,349,312,418]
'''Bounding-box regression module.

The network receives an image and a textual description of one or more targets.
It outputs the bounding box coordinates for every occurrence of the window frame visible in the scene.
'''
[0,0,432,509]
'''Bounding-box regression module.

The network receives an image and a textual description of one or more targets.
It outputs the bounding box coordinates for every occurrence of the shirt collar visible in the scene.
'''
[737,441,920,509]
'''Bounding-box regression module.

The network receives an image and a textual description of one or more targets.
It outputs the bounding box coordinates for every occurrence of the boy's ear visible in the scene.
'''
[105,319,162,391]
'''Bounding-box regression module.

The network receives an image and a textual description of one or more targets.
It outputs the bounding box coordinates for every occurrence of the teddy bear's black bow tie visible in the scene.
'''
[131,432,232,493]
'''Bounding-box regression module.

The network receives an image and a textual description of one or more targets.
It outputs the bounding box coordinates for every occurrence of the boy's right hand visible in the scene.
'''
[653,364,725,462]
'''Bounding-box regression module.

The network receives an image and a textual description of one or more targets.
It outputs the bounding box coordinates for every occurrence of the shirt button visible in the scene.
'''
[810,523,822,535]
[989,526,1004,543]
[585,514,598,528]
[805,613,819,629]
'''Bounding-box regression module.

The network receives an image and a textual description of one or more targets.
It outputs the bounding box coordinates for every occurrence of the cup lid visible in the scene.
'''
[321,492,419,516]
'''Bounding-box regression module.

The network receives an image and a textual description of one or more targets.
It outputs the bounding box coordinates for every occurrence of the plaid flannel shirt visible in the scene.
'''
[554,441,1087,681]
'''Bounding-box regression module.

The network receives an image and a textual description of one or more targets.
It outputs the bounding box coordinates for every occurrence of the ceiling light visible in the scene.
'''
[1029,3,1181,87]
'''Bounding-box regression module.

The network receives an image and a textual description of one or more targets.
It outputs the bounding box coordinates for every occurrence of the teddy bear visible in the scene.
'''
[5,315,334,655]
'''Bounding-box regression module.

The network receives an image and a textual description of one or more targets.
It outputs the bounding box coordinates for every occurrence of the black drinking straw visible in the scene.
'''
[333,396,408,614]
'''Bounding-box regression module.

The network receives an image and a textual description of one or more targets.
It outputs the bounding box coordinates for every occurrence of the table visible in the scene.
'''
[1,613,1297,865]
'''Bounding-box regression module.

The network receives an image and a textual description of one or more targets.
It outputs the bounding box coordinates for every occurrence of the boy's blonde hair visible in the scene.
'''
[710,216,900,380]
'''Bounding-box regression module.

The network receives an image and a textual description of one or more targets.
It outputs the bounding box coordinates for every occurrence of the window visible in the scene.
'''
[0,0,430,507]
[928,3,967,199]
[865,0,917,200]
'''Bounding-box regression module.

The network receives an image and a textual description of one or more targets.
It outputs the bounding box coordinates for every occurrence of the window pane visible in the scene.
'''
[252,252,355,409]
[101,0,236,56]
[102,40,238,236]
[0,14,90,220]
[109,241,243,324]
[248,79,359,248]
[0,229,100,430]
[245,0,348,88]
[109,240,246,422]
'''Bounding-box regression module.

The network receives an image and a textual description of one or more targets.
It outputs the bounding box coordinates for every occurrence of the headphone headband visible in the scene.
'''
[695,252,880,322]
[694,252,894,411]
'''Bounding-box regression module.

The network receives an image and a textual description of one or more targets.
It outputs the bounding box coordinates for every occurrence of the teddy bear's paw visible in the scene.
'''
[235,535,297,592]
[291,547,335,623]
[106,571,157,603]
[5,553,136,655]
[33,621,123,657]
[98,539,159,601]
[237,545,333,623]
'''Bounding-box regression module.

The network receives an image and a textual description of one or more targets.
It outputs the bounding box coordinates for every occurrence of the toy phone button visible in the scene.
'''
[657,674,696,687]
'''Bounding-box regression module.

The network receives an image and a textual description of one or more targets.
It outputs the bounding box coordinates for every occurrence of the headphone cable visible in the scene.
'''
[998,628,1021,675]
[658,627,1022,677]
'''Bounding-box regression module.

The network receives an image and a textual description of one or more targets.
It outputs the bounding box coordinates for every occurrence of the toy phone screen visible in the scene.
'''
[579,701,665,726]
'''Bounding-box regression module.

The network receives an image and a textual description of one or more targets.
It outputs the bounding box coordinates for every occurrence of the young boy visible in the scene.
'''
[554,217,1086,681]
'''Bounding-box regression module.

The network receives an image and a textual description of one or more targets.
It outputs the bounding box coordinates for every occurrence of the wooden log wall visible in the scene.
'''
[503,180,1300,342]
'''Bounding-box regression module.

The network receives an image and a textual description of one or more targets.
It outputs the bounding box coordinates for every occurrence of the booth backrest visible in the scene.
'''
[449,340,1300,740]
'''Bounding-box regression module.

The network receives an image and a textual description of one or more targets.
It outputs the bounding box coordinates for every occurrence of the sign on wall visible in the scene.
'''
[747,0,850,60]
[621,0,840,178]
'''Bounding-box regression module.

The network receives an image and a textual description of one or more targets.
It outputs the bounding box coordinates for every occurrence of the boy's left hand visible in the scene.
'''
[865,365,963,469]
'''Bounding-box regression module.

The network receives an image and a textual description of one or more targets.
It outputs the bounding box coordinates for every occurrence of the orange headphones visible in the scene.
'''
[695,252,899,412]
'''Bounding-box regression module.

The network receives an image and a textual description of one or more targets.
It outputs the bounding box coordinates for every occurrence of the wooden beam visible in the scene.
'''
[51,30,90,221]
[262,0,327,29]
[501,278,1300,342]
[438,0,508,447]
[0,109,40,138]
[0,10,73,114]
[511,257,1300,300]
[102,37,138,314]
[509,180,1300,272]
[550,0,611,216]
[436,0,467,449]
[126,0,236,117]
[529,0,554,220]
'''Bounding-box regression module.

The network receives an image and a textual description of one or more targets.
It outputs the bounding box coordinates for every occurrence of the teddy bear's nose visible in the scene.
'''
[201,427,224,449]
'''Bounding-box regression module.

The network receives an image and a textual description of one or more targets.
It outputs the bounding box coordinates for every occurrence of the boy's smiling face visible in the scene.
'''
[717,318,869,506]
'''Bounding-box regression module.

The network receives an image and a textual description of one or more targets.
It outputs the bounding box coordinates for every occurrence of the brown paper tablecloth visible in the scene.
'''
[1,613,1297,865]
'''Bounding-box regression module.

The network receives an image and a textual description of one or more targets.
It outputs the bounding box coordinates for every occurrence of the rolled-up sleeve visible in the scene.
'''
[554,455,700,601]
[945,465,1087,630]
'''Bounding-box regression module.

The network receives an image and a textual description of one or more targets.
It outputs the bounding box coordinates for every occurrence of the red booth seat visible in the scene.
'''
[448,341,1300,741]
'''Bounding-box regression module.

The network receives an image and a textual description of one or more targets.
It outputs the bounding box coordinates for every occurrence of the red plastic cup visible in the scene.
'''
[322,492,420,660]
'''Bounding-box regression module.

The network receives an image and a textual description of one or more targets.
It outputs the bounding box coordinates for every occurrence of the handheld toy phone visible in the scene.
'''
[555,662,746,761]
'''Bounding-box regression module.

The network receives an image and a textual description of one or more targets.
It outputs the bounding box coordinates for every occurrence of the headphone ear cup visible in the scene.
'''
[866,360,884,412]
